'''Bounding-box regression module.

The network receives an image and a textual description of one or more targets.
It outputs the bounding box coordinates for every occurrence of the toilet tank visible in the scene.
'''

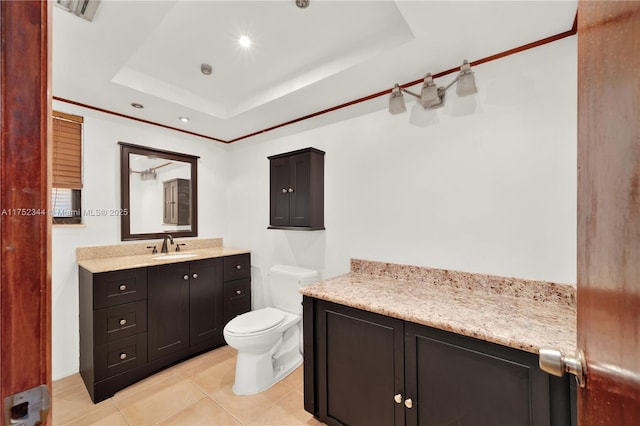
[269,265,319,314]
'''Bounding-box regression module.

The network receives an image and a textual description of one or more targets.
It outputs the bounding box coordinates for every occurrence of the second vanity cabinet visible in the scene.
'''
[79,253,250,403]
[303,298,575,426]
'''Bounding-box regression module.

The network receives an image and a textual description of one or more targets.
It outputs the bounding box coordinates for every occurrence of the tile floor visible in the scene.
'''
[52,346,325,425]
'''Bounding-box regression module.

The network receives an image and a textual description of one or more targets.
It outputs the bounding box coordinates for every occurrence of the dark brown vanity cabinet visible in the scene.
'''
[79,253,251,403]
[147,257,224,361]
[303,298,575,426]
[163,178,190,225]
[268,147,325,230]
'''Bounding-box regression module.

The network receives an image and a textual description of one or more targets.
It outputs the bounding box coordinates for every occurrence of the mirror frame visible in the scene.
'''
[119,142,199,241]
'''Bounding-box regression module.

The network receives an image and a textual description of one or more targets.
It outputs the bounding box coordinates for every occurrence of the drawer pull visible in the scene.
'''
[183,274,189,281]
[119,353,127,360]
[119,284,127,291]
[394,394,402,404]
[235,264,242,270]
[404,398,413,409]
[236,290,242,295]
[119,318,127,326]
[192,273,198,279]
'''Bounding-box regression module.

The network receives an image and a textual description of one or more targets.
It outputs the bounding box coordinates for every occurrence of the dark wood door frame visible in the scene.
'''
[0,1,52,425]
[577,1,640,424]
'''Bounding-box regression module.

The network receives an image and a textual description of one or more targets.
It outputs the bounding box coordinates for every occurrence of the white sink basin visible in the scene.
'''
[151,253,198,260]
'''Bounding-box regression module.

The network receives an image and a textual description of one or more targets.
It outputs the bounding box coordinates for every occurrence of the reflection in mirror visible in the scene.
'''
[119,142,198,241]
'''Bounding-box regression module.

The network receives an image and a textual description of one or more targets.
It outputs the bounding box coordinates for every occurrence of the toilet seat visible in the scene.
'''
[225,307,286,335]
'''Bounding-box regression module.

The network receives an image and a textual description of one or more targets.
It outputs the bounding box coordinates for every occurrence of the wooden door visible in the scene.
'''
[189,258,224,347]
[0,2,52,425]
[577,1,640,424]
[147,263,190,360]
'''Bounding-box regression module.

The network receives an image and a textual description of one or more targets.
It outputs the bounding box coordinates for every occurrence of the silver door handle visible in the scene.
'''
[539,348,586,387]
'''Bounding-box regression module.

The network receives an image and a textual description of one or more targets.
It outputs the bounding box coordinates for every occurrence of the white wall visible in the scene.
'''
[51,36,577,380]
[51,104,230,379]
[225,37,577,309]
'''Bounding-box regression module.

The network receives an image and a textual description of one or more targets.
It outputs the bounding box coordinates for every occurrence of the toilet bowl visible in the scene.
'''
[223,264,319,395]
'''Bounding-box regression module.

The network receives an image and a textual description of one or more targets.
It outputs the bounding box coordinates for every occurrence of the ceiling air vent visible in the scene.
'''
[55,0,101,22]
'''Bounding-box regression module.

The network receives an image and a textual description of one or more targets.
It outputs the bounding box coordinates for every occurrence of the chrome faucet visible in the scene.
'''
[160,234,174,254]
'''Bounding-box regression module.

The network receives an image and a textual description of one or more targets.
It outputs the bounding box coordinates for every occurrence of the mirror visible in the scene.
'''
[119,142,199,240]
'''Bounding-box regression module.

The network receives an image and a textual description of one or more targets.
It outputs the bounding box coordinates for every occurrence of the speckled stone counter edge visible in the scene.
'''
[76,237,223,261]
[351,259,576,307]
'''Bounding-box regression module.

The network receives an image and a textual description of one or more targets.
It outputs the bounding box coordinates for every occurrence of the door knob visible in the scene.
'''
[539,348,586,387]
[404,398,413,409]
[288,188,294,193]
[192,273,198,279]
[282,188,288,193]
[183,274,189,280]
[394,394,402,404]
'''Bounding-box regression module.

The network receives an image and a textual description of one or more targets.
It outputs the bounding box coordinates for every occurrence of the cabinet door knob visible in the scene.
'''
[281,188,288,193]
[288,188,294,193]
[394,394,402,404]
[236,290,242,295]
[119,318,127,326]
[119,284,127,291]
[404,398,413,409]
[192,273,198,279]
[235,264,242,270]
[183,274,189,281]
[119,353,127,360]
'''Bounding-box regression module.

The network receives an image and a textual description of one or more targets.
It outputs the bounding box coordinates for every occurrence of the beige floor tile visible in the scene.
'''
[174,347,234,380]
[281,365,304,394]
[188,356,236,396]
[65,400,129,426]
[112,364,183,404]
[247,391,324,426]
[116,375,205,425]
[156,398,241,426]
[53,376,110,425]
[52,373,85,398]
[208,381,292,424]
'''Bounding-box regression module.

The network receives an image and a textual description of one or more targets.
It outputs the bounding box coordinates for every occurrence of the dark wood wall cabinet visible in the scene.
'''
[303,298,576,426]
[268,147,325,230]
[163,178,190,225]
[79,253,251,403]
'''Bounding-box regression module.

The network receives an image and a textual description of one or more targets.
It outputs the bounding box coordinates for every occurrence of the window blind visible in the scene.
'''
[52,111,83,189]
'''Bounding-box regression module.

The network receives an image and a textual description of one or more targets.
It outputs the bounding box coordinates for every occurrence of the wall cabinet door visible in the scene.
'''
[268,147,324,230]
[147,262,190,361]
[189,258,224,347]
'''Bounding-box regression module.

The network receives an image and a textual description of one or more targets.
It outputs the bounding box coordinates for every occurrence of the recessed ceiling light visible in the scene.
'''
[201,63,212,76]
[179,116,190,123]
[239,35,251,48]
[131,103,144,109]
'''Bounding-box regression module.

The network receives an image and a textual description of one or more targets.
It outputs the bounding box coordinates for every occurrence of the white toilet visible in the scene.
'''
[223,264,319,395]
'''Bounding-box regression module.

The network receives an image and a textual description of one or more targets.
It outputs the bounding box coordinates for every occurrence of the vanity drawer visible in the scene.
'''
[94,268,147,309]
[223,278,251,324]
[95,333,147,381]
[94,300,147,346]
[223,254,251,281]
[224,278,251,301]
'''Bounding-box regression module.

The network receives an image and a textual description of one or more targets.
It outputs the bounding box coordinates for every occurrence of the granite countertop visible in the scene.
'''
[76,238,249,273]
[300,259,576,355]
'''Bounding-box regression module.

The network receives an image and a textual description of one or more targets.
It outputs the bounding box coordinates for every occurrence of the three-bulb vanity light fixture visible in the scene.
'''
[389,60,478,115]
